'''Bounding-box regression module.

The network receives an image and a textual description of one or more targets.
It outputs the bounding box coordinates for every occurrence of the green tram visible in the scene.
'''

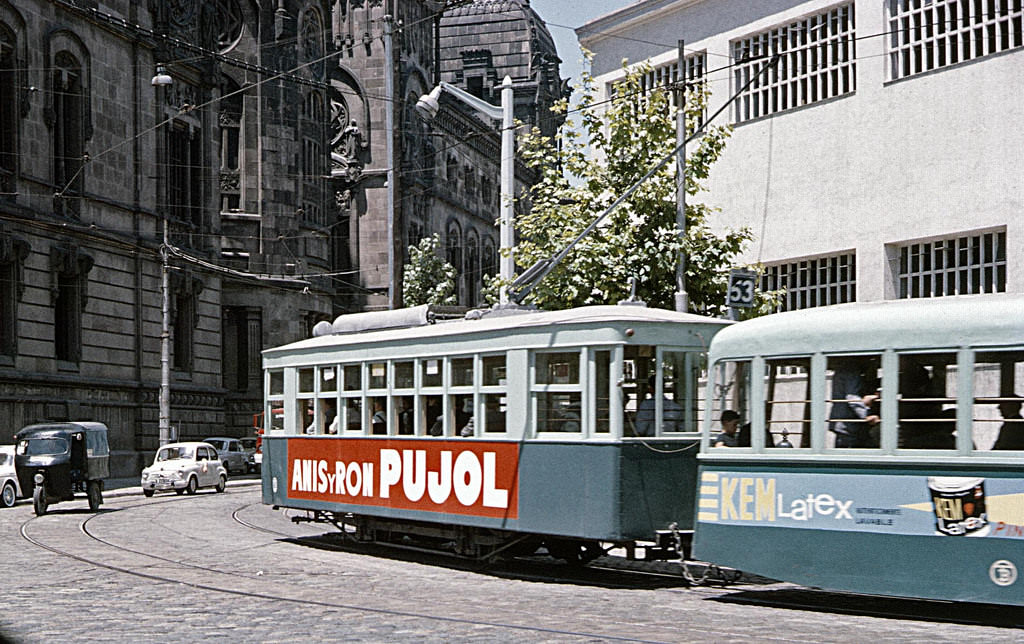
[261,304,728,561]
[693,294,1024,605]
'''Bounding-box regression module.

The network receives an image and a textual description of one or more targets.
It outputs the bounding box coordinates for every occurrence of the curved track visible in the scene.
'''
[13,487,1023,642]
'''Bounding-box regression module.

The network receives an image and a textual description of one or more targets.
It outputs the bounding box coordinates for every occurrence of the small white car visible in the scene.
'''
[203,437,251,474]
[1,445,23,508]
[140,442,227,497]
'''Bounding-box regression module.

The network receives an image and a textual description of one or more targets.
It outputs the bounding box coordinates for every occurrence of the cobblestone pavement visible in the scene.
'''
[0,484,1021,643]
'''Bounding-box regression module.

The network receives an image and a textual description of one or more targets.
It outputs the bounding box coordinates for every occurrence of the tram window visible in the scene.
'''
[536,352,580,384]
[661,351,696,433]
[269,406,284,431]
[318,397,338,434]
[269,370,284,396]
[825,355,882,449]
[320,366,337,392]
[538,392,582,432]
[343,365,361,391]
[394,361,414,389]
[595,350,611,433]
[394,395,414,435]
[764,358,811,448]
[622,346,656,436]
[369,362,387,390]
[898,353,957,449]
[483,394,506,433]
[343,398,362,432]
[298,368,314,394]
[451,357,474,387]
[422,394,443,436]
[972,350,1024,451]
[298,398,313,434]
[370,396,387,434]
[422,359,442,388]
[709,360,751,446]
[450,394,475,436]
[482,355,506,386]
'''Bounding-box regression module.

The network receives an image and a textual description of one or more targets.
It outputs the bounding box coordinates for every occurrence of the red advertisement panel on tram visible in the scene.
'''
[286,438,519,519]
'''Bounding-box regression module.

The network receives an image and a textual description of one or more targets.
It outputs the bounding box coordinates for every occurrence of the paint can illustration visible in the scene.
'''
[927,477,989,536]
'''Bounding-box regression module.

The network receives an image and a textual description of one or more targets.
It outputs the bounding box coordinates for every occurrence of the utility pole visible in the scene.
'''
[384,13,398,309]
[674,39,689,314]
[159,218,171,445]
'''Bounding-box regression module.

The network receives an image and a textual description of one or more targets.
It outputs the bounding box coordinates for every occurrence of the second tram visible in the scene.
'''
[261,303,728,561]
[693,294,1024,605]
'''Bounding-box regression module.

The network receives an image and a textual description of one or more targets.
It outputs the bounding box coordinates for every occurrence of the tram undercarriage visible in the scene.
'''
[289,509,690,566]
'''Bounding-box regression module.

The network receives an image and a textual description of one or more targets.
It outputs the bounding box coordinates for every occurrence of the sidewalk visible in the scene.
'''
[104,473,262,498]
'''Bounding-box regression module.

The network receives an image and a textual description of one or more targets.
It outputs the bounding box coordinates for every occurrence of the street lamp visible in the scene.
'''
[152,64,172,446]
[416,76,515,306]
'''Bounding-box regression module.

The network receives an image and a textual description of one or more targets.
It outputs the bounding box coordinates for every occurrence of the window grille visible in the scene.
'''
[761,252,856,312]
[897,231,1006,298]
[733,4,856,122]
[636,51,707,111]
[889,0,1024,80]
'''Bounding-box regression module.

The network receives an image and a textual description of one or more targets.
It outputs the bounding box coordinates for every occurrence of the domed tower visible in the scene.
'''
[438,0,569,139]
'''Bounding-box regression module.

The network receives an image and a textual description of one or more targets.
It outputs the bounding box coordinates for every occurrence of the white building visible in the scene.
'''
[579,0,1022,309]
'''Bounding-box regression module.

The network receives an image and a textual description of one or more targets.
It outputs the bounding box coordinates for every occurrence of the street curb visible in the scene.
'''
[104,477,262,499]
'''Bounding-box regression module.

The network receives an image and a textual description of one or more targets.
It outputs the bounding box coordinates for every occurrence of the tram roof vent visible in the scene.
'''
[314,304,436,337]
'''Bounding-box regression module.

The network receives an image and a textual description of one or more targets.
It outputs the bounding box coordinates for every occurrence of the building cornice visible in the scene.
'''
[577,0,704,49]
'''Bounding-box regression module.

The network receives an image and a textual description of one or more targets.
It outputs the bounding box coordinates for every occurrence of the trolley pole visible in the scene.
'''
[674,39,689,314]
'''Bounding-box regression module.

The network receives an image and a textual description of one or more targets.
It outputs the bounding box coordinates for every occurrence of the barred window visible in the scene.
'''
[761,252,856,312]
[636,51,707,111]
[897,231,1006,298]
[733,4,856,123]
[889,0,1023,81]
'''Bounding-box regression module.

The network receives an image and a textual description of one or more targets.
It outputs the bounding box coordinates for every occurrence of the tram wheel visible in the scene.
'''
[87,481,103,510]
[1,481,15,508]
[33,485,48,516]
[545,539,602,566]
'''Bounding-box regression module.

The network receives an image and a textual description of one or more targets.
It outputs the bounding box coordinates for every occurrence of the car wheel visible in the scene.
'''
[215,475,226,493]
[87,481,103,511]
[185,476,198,495]
[174,487,185,495]
[33,484,48,516]
[1,481,15,508]
[143,489,155,498]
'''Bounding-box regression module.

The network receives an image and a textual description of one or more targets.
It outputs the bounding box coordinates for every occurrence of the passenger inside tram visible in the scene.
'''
[898,358,955,449]
[714,410,741,447]
[993,397,1024,450]
[635,376,683,435]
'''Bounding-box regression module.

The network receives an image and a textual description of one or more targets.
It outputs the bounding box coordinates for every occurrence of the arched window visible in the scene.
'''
[0,22,18,197]
[446,221,463,303]
[466,229,480,306]
[52,51,84,217]
[219,76,243,212]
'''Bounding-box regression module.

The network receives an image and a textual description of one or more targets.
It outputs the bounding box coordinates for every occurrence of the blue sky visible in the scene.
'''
[529,1,632,86]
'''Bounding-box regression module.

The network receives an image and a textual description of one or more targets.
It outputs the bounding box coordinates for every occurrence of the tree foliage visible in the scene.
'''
[402,234,457,307]
[511,59,764,315]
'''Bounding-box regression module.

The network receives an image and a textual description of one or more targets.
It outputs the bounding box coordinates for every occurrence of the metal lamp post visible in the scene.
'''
[152,64,172,446]
[416,76,515,305]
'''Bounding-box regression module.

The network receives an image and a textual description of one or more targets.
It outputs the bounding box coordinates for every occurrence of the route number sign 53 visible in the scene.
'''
[727,269,757,308]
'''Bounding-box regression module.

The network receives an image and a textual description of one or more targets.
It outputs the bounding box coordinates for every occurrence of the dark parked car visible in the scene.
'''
[14,422,110,516]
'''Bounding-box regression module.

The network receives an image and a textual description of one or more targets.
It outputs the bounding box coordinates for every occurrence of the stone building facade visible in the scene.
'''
[0,0,563,474]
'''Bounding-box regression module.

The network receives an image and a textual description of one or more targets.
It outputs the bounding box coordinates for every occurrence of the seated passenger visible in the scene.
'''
[714,410,741,447]
[993,398,1024,450]
[635,376,683,436]
[828,359,880,448]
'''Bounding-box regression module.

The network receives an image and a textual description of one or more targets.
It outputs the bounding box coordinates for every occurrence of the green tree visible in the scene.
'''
[402,234,457,307]
[511,59,765,316]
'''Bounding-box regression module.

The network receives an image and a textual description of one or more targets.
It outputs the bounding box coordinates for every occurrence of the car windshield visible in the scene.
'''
[206,440,225,450]
[156,446,193,462]
[17,438,69,456]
